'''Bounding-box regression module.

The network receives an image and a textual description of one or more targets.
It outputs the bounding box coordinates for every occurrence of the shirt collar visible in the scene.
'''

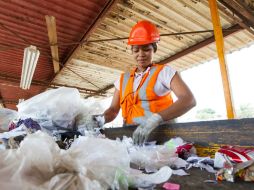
[134,67,151,78]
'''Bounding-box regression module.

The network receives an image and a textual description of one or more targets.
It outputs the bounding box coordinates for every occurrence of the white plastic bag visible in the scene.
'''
[0,131,173,189]
[0,132,130,190]
[75,98,105,132]
[0,108,18,130]
[17,87,82,132]
[124,137,188,172]
[68,136,130,189]
[129,144,178,172]
[128,166,172,188]
[0,131,60,190]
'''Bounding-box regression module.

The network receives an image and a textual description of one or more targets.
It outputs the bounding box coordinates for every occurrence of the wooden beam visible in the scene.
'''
[218,0,254,35]
[47,0,119,98]
[52,0,118,79]
[85,84,114,98]
[157,24,242,64]
[208,0,235,119]
[229,0,254,26]
[104,118,254,155]
[0,99,18,105]
[0,73,107,96]
[45,15,60,73]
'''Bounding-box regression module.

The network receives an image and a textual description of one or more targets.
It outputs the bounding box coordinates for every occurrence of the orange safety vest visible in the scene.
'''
[119,64,173,125]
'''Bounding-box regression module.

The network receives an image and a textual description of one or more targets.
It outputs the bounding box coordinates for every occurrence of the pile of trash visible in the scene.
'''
[215,146,254,182]
[0,131,176,189]
[0,87,253,189]
[0,87,181,189]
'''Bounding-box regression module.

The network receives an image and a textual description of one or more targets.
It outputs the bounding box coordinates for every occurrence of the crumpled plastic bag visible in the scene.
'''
[128,166,172,188]
[0,131,172,190]
[187,156,216,173]
[121,137,188,172]
[0,108,18,130]
[0,131,128,190]
[0,131,60,189]
[17,87,83,133]
[75,98,105,133]
[67,136,130,189]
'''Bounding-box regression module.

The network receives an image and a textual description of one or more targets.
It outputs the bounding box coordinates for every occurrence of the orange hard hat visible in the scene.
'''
[128,20,160,45]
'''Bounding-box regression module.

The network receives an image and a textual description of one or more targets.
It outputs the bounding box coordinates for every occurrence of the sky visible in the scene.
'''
[99,43,254,126]
[178,43,254,121]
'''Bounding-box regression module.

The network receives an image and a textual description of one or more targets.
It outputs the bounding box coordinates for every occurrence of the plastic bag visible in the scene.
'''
[128,166,172,188]
[0,131,172,189]
[126,138,187,172]
[0,131,60,189]
[75,98,105,133]
[67,136,131,189]
[17,87,83,132]
[0,132,130,190]
[215,146,254,167]
[0,108,18,130]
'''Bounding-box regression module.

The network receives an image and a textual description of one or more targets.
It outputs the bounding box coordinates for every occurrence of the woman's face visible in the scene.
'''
[132,44,154,71]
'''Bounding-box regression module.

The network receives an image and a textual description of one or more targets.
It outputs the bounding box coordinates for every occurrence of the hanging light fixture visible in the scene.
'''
[20,46,40,90]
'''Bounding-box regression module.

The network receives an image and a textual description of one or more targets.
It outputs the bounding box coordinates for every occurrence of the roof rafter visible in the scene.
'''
[52,0,118,77]
[157,24,242,65]
[0,73,107,96]
[218,0,254,35]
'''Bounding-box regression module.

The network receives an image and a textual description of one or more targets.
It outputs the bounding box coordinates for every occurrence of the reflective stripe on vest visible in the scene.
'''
[132,67,157,124]
[121,72,130,98]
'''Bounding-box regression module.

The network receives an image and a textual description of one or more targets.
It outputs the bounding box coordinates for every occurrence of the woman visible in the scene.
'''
[94,20,196,145]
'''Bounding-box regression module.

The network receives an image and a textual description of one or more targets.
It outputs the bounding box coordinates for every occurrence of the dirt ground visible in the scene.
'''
[157,168,254,190]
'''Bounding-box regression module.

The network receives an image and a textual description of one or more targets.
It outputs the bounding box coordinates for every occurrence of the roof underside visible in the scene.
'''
[53,0,254,98]
[0,0,111,109]
[1,0,254,109]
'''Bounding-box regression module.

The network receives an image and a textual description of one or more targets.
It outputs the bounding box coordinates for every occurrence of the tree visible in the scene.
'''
[195,108,217,120]
[237,104,254,118]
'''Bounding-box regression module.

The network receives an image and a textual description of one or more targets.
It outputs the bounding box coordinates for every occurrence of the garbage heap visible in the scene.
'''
[0,87,253,190]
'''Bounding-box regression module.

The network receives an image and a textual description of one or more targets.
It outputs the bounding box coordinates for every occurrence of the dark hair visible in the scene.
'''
[151,42,157,53]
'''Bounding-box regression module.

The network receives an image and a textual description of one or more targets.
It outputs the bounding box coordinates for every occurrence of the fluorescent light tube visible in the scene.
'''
[20,46,40,90]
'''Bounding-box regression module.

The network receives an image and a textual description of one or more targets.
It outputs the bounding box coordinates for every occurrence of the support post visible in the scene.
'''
[208,0,235,119]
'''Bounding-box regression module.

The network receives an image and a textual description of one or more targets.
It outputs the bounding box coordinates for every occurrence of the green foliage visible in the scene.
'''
[237,104,254,118]
[195,108,217,120]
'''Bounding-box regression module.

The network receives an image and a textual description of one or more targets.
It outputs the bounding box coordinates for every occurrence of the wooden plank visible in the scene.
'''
[208,0,235,119]
[53,0,118,78]
[104,118,254,156]
[0,72,105,95]
[104,118,254,145]
[223,0,254,26]
[45,15,60,73]
[218,0,254,36]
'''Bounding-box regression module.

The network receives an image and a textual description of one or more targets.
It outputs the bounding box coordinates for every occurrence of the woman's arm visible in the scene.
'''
[158,72,196,121]
[103,89,121,123]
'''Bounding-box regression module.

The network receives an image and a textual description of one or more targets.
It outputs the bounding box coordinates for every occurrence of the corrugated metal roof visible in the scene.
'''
[53,0,254,98]
[0,0,112,109]
[1,0,254,105]
[52,59,122,97]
